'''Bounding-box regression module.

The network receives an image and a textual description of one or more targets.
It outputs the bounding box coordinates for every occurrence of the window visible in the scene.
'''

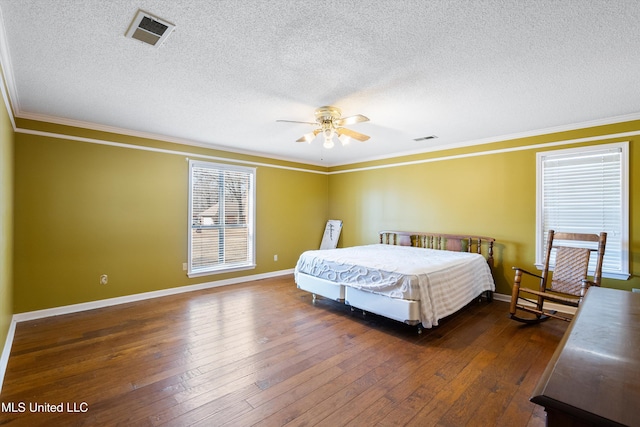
[536,142,629,279]
[188,160,255,277]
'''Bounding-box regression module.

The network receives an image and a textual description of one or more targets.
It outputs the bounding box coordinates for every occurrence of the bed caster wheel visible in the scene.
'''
[350,306,355,312]
[417,326,423,335]
[312,294,317,305]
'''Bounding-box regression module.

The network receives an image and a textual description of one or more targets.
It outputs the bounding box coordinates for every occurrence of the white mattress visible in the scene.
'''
[294,244,495,328]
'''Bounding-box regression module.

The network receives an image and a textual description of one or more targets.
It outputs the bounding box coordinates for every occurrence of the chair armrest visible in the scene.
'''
[512,266,543,280]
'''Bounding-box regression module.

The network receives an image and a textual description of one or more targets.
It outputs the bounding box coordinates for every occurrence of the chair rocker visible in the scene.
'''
[509,230,607,324]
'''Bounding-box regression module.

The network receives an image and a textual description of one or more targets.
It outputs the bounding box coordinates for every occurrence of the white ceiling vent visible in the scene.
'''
[413,135,438,142]
[125,10,175,47]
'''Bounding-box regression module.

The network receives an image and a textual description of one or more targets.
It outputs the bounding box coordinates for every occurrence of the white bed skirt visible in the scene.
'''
[296,273,345,301]
[345,287,421,325]
[296,272,421,325]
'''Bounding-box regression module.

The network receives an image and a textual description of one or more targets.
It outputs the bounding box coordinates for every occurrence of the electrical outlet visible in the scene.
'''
[274,254,278,261]
[182,263,188,271]
[99,274,108,285]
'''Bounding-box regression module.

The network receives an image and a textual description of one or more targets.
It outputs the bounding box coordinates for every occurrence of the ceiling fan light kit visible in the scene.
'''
[277,106,370,149]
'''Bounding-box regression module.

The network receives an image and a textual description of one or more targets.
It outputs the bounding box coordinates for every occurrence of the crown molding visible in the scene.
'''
[0,5,16,129]
[15,110,331,168]
[16,109,640,172]
[329,111,640,167]
[329,131,638,175]
[15,127,328,175]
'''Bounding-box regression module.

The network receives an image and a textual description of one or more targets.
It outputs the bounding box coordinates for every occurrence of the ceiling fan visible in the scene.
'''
[277,106,370,149]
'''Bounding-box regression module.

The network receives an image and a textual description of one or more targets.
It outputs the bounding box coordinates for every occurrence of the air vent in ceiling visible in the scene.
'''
[125,10,175,47]
[413,135,438,142]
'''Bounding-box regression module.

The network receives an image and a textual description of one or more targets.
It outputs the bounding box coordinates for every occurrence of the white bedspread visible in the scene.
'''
[294,244,495,328]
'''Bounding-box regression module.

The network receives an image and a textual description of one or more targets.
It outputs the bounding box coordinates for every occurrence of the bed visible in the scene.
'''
[294,231,496,331]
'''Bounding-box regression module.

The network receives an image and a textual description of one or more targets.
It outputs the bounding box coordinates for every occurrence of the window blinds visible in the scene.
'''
[189,161,255,275]
[538,143,627,277]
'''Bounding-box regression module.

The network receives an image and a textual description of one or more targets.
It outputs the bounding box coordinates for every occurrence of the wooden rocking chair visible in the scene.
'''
[509,230,607,323]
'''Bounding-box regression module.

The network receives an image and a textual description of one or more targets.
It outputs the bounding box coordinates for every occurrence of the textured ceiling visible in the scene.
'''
[1,0,639,166]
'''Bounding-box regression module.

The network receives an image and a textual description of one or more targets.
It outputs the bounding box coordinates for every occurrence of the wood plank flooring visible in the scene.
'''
[0,275,567,426]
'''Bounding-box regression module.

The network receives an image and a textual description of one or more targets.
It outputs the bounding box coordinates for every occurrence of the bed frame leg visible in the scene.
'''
[405,320,423,334]
[312,293,317,305]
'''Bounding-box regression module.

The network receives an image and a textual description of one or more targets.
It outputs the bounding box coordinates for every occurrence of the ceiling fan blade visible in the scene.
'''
[334,114,369,126]
[336,127,370,142]
[296,129,321,143]
[276,119,317,125]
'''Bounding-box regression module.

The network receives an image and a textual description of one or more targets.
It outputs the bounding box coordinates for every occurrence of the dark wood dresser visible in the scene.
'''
[531,286,640,426]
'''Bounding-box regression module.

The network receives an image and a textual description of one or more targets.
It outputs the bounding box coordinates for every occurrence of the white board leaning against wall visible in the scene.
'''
[320,220,342,249]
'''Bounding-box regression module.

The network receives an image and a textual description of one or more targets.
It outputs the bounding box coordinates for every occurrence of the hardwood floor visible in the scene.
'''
[0,275,567,426]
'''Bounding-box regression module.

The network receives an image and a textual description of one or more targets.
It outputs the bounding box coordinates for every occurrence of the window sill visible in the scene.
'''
[188,263,256,278]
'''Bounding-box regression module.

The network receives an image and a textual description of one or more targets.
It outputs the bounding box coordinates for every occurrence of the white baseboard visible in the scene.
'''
[12,288,567,324]
[0,268,294,392]
[13,269,294,323]
[493,292,577,315]
[0,318,16,394]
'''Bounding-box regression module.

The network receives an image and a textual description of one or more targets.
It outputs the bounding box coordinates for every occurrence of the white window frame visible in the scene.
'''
[188,160,256,277]
[536,141,629,280]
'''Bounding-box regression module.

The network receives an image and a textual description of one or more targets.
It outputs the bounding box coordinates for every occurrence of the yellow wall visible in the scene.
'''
[9,117,640,313]
[12,123,328,312]
[329,122,640,295]
[0,90,13,349]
